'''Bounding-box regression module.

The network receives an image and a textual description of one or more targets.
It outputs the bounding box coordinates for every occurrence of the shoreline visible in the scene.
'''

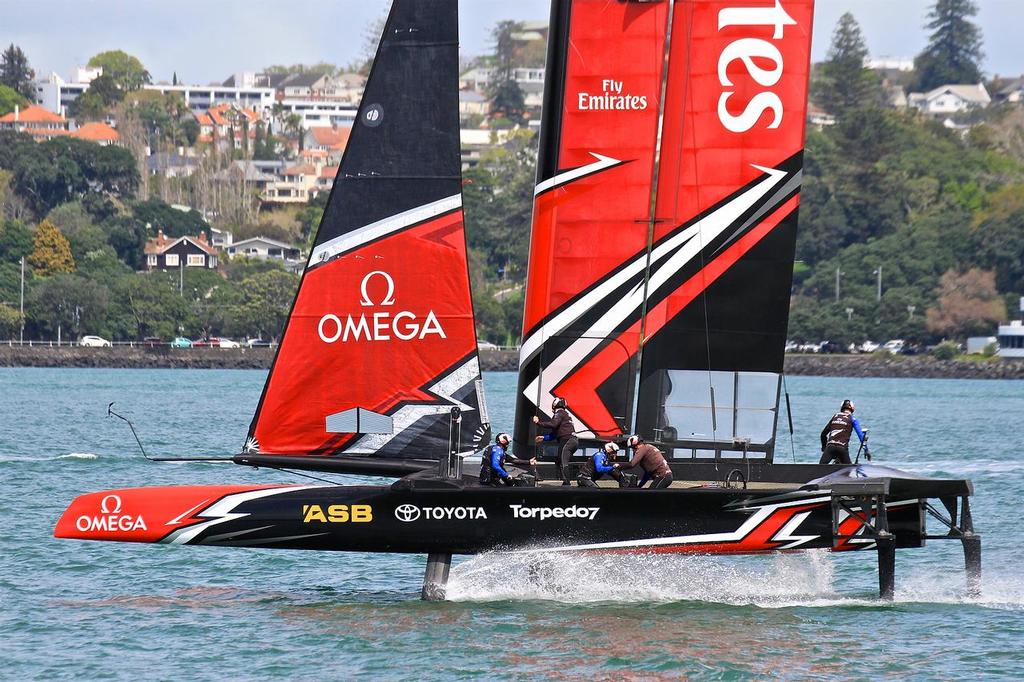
[0,346,1021,379]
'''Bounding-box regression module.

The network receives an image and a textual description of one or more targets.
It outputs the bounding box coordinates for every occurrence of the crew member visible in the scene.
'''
[577,442,625,488]
[480,432,536,486]
[622,435,673,489]
[819,399,869,465]
[533,397,577,486]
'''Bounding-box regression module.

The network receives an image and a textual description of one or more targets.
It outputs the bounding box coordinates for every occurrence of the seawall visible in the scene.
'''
[0,346,1021,378]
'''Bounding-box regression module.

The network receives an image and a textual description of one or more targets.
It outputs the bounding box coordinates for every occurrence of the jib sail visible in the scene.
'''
[515,0,814,459]
[247,0,489,460]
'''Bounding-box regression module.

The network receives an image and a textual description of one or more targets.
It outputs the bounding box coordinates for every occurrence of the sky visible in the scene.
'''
[3,0,1023,85]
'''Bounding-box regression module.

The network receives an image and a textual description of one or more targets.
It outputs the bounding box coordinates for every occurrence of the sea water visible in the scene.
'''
[0,368,1021,680]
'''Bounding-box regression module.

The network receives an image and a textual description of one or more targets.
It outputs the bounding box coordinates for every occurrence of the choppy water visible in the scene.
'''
[1,368,1022,680]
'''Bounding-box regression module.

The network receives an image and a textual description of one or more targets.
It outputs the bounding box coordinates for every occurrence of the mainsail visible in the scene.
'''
[515,0,814,457]
[248,0,489,460]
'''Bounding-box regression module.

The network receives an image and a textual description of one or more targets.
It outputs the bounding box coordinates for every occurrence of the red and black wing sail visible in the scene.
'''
[515,0,814,454]
[247,0,489,460]
[634,0,813,452]
[515,0,672,450]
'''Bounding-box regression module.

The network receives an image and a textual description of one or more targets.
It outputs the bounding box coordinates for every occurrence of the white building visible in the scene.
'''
[459,67,545,109]
[145,83,275,112]
[34,67,102,116]
[908,83,991,116]
[277,99,359,129]
[997,321,1024,359]
[226,236,302,264]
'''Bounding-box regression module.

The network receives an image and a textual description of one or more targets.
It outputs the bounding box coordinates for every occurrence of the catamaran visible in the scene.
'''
[55,0,979,601]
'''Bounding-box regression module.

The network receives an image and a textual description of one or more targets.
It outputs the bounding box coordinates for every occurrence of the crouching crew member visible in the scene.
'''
[480,432,536,486]
[577,442,625,488]
[533,397,578,486]
[624,435,673,489]
[819,399,868,465]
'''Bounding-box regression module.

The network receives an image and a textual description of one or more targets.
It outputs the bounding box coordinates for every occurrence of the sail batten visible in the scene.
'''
[247,0,489,461]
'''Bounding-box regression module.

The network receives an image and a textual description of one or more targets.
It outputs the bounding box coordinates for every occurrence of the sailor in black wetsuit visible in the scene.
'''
[577,442,625,488]
[533,397,578,486]
[819,400,869,465]
[479,432,536,486]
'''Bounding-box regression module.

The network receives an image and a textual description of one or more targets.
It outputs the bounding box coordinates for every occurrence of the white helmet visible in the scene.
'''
[603,442,620,455]
[627,435,642,448]
[496,432,511,446]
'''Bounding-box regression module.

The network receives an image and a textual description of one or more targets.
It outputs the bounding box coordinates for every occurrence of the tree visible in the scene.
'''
[108,273,190,339]
[814,13,881,117]
[0,84,27,116]
[0,45,34,100]
[284,113,305,153]
[28,219,75,276]
[914,0,984,91]
[87,50,151,91]
[926,268,1005,338]
[486,21,526,123]
[0,303,20,337]
[132,197,210,238]
[0,219,33,264]
[27,274,108,339]
[237,270,299,339]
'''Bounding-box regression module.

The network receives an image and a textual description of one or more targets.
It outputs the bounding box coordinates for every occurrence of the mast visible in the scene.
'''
[245,0,489,463]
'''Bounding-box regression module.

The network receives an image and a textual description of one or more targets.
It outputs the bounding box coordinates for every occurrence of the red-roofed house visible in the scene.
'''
[72,122,120,146]
[144,230,219,271]
[195,104,262,150]
[264,163,321,203]
[317,164,339,193]
[304,125,351,163]
[0,105,71,140]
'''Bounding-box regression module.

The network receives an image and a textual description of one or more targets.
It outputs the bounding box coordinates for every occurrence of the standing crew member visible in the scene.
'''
[577,442,625,488]
[480,432,536,486]
[533,397,577,486]
[819,399,868,465]
[622,435,673,489]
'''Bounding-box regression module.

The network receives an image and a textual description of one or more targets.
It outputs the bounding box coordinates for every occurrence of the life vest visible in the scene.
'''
[825,412,854,448]
[479,444,502,485]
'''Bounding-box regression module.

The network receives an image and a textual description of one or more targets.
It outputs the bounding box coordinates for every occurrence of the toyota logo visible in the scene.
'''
[394,504,421,522]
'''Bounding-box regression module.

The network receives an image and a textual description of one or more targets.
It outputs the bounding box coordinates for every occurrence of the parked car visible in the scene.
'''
[860,340,880,353]
[216,337,240,349]
[79,335,111,347]
[784,340,799,353]
[882,339,905,354]
[170,337,192,348]
[142,336,163,347]
[818,340,844,354]
[246,338,272,348]
[192,338,215,347]
[477,340,499,350]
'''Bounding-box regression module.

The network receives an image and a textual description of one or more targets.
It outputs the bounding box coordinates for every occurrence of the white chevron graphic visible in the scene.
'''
[522,165,789,430]
[534,152,623,196]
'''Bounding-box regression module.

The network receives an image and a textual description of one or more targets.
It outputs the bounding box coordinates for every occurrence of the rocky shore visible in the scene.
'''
[0,346,1021,379]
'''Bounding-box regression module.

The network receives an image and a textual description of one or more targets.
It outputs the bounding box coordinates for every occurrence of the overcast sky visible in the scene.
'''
[4,1,1023,85]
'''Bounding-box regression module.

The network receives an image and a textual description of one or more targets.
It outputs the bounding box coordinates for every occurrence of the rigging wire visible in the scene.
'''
[264,466,347,487]
[782,373,797,463]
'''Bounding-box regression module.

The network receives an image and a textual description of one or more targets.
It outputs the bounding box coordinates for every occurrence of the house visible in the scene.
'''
[147,152,200,178]
[317,165,339,193]
[884,84,908,109]
[147,78,274,113]
[208,227,233,250]
[194,104,262,148]
[995,77,1024,104]
[212,160,281,196]
[304,125,352,163]
[34,67,102,115]
[225,236,302,264]
[71,121,119,146]
[144,230,219,270]
[459,67,545,112]
[908,83,991,116]
[264,163,319,203]
[0,105,71,140]
[459,90,488,121]
[806,103,836,128]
